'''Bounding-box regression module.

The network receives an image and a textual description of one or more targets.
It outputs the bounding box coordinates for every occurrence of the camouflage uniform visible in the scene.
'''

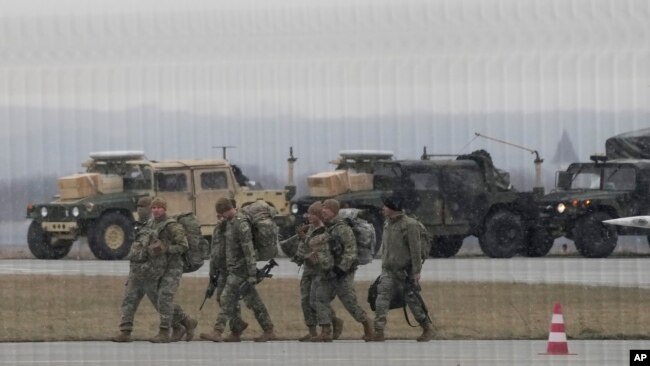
[213,212,274,333]
[374,213,431,331]
[117,218,187,333]
[291,225,334,327]
[210,221,247,334]
[322,217,367,323]
[149,216,189,330]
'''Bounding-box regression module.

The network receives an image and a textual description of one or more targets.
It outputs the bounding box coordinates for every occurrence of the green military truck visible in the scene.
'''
[26,151,295,260]
[536,129,650,258]
[290,150,541,258]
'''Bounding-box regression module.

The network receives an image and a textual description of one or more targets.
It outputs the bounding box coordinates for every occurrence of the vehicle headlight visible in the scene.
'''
[291,204,299,214]
[40,207,48,217]
[72,207,80,217]
[556,203,566,214]
[85,202,95,212]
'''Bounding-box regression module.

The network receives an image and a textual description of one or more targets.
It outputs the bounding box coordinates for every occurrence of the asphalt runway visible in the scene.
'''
[0,340,645,366]
[2,257,650,288]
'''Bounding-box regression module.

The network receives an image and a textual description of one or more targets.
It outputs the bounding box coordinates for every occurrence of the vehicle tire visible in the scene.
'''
[573,211,618,258]
[523,227,554,257]
[432,236,464,258]
[27,221,73,259]
[479,210,524,258]
[87,212,134,260]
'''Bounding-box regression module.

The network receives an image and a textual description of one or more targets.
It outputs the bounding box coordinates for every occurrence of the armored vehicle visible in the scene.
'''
[26,151,295,260]
[291,150,540,258]
[537,156,650,258]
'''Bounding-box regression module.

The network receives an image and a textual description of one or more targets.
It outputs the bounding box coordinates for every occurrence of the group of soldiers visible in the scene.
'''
[112,192,433,343]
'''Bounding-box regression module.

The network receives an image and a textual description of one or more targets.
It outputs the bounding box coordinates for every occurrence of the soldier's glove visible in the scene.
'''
[332,266,347,279]
[296,224,309,239]
[247,276,258,286]
[147,239,168,257]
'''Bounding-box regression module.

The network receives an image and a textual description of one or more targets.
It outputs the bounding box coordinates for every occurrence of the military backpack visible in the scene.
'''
[241,200,279,261]
[411,216,433,263]
[334,208,376,265]
[171,212,210,273]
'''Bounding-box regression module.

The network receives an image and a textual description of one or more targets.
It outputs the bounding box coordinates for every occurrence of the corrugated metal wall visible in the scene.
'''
[1,0,649,244]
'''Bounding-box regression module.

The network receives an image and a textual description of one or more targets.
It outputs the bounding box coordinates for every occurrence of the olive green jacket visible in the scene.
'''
[381,213,422,277]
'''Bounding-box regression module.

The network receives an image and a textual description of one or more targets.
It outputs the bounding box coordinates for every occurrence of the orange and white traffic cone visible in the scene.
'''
[540,303,575,355]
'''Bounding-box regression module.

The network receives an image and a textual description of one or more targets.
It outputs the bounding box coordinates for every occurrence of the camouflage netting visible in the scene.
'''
[606,128,650,160]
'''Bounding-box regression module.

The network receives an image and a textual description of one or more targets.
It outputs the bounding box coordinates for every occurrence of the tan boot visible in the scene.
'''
[149,328,171,343]
[361,318,374,341]
[311,325,332,342]
[369,328,384,342]
[199,328,223,342]
[111,330,132,343]
[181,316,198,341]
[253,328,277,342]
[299,326,318,342]
[416,323,434,342]
[332,318,344,340]
[171,325,186,342]
[224,321,249,342]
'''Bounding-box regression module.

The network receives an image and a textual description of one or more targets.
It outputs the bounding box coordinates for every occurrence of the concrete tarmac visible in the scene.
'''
[0,340,646,366]
[2,257,650,288]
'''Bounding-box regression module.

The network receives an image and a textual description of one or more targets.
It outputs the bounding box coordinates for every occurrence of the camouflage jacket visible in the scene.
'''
[381,213,422,277]
[326,216,358,272]
[209,220,228,276]
[294,224,333,276]
[224,212,257,279]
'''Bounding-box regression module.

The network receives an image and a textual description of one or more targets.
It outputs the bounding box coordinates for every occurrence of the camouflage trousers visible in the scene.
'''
[216,272,247,333]
[301,273,336,327]
[214,273,273,332]
[373,271,431,331]
[118,270,186,332]
[157,263,185,330]
[312,269,366,325]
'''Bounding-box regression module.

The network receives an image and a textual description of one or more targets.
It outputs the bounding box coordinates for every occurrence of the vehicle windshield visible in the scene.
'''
[373,164,403,190]
[568,165,636,191]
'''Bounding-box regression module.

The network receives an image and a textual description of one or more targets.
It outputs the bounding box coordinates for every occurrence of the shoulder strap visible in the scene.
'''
[156,218,177,236]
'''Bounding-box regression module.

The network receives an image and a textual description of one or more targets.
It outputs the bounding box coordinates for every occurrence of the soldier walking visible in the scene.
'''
[200,198,277,342]
[370,194,434,342]
[208,200,248,342]
[320,199,374,341]
[282,202,342,342]
[112,197,197,343]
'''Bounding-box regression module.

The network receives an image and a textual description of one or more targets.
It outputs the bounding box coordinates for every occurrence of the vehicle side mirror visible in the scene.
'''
[556,171,572,190]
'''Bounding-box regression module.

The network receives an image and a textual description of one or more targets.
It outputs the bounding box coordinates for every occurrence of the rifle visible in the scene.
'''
[403,276,433,327]
[199,270,220,310]
[238,259,279,298]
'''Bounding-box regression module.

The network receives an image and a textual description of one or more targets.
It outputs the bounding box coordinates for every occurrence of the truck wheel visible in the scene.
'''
[479,210,524,258]
[574,212,618,258]
[432,236,464,258]
[27,221,73,259]
[524,227,554,257]
[88,212,134,260]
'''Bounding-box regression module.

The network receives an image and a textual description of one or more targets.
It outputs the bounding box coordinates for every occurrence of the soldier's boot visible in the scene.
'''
[332,318,344,340]
[361,318,374,341]
[224,321,249,342]
[181,316,199,341]
[253,328,278,343]
[416,323,434,342]
[111,330,132,343]
[369,328,385,342]
[149,328,171,343]
[171,325,186,342]
[311,325,332,343]
[199,329,224,342]
[299,326,318,342]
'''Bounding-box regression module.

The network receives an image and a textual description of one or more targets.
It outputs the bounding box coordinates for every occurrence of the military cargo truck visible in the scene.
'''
[290,150,540,258]
[26,151,295,260]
